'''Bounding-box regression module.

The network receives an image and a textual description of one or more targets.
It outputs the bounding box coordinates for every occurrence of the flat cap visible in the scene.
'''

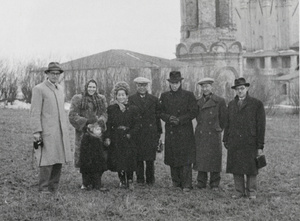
[133,77,151,84]
[198,77,214,85]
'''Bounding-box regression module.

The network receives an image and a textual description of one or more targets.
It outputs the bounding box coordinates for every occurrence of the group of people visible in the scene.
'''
[30,62,266,200]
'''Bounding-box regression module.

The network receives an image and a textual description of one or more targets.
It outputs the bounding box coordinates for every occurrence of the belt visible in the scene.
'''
[117,126,129,130]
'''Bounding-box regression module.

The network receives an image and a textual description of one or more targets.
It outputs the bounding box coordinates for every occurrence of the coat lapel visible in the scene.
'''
[131,93,154,113]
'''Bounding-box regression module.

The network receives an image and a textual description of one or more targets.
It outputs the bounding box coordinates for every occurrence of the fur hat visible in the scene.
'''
[113,81,130,95]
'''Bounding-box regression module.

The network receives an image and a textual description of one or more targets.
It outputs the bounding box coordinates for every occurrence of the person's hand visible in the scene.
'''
[169,116,179,125]
[126,134,131,139]
[257,143,264,150]
[33,132,41,142]
[104,138,111,147]
[258,149,263,155]
[223,142,228,149]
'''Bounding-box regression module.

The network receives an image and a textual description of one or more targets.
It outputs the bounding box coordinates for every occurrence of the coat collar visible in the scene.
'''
[44,79,58,91]
[234,94,251,110]
[198,94,217,109]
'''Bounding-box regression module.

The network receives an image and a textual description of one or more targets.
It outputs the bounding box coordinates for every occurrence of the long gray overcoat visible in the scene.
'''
[68,94,107,168]
[30,80,72,166]
[128,93,162,161]
[160,88,197,167]
[223,94,266,175]
[194,94,227,172]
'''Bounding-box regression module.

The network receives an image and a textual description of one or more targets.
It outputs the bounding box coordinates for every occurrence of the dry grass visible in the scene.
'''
[0,109,299,221]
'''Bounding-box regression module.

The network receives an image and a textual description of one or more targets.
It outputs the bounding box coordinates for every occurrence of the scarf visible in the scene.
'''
[116,99,128,112]
[81,80,104,114]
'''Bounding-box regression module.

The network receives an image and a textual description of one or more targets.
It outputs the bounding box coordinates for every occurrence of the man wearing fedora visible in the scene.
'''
[193,77,227,190]
[30,62,72,194]
[128,77,162,185]
[159,71,197,192]
[223,77,266,199]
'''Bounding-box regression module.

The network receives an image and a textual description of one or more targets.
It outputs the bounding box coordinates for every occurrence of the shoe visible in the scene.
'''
[39,190,52,194]
[128,180,134,190]
[231,194,244,199]
[249,195,257,200]
[196,184,206,189]
[211,187,219,191]
[183,188,191,192]
[80,185,87,190]
[119,182,126,189]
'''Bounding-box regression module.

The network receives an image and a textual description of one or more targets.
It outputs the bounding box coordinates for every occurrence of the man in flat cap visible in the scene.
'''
[159,71,197,192]
[193,77,227,190]
[128,77,162,185]
[223,78,266,199]
[30,62,72,194]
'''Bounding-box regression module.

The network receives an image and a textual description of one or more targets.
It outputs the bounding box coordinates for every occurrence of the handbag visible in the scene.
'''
[256,154,267,169]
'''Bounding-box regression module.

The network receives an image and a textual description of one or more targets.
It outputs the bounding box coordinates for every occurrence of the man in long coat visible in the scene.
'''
[194,77,227,190]
[223,78,266,199]
[160,71,197,192]
[30,62,72,193]
[128,77,162,185]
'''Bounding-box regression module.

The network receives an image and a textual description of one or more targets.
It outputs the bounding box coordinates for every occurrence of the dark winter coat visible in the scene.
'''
[79,133,107,174]
[69,94,107,168]
[223,94,266,175]
[160,88,197,167]
[128,93,162,161]
[194,94,227,172]
[105,104,140,172]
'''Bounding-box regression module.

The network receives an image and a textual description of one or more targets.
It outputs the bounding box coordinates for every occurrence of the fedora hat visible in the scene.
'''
[198,77,214,85]
[231,78,250,89]
[44,62,64,74]
[167,71,184,83]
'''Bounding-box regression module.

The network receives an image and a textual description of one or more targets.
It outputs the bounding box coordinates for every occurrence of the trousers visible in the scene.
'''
[136,160,155,184]
[39,164,62,192]
[170,164,192,189]
[197,171,220,188]
[233,174,257,197]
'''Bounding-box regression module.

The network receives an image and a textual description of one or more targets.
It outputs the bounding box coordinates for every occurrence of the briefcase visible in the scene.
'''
[256,155,267,169]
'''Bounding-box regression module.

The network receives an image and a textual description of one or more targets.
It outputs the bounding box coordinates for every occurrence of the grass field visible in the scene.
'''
[0,109,299,221]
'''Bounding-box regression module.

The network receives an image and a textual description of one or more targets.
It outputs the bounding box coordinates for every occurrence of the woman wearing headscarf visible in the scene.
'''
[69,79,107,190]
[104,81,140,190]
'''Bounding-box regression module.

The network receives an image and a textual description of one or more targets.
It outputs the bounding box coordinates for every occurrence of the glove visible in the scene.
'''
[169,116,179,125]
[87,115,98,125]
[257,143,264,150]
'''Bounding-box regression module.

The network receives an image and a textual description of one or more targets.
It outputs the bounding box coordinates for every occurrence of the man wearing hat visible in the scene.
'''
[128,77,162,185]
[30,62,72,194]
[193,77,227,190]
[159,71,197,192]
[223,78,266,199]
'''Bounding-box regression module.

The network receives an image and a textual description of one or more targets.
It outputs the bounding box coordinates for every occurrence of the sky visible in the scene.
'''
[0,0,181,63]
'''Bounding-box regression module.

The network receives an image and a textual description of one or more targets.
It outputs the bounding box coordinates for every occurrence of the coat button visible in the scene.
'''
[240,135,242,137]
[209,132,211,135]
[170,131,173,134]
[210,112,212,114]
[209,122,212,124]
[149,124,152,127]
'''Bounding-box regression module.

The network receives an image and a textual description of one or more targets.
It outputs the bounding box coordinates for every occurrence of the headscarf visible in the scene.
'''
[112,81,130,112]
[81,79,104,113]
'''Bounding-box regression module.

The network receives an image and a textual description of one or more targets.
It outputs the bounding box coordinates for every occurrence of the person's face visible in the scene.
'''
[169,81,181,91]
[87,82,97,95]
[116,90,128,104]
[136,83,148,94]
[235,85,249,99]
[47,71,61,84]
[201,83,213,95]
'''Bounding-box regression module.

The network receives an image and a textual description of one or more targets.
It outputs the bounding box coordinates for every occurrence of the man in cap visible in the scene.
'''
[223,78,266,199]
[30,62,72,194]
[128,77,162,185]
[193,77,227,190]
[159,71,197,192]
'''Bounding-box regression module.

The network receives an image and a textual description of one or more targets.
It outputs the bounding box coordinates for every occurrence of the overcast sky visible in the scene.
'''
[0,0,181,63]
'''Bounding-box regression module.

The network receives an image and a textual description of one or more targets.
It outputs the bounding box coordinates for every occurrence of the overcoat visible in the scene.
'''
[105,104,140,172]
[160,88,197,167]
[194,94,227,172]
[69,94,107,168]
[223,94,266,175]
[128,93,162,161]
[30,80,72,166]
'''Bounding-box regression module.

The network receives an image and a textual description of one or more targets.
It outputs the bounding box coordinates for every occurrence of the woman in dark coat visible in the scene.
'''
[104,81,140,190]
[159,71,197,191]
[69,79,108,190]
